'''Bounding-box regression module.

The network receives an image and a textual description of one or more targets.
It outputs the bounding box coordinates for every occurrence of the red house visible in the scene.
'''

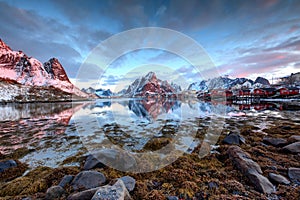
[211,89,233,98]
[262,88,277,97]
[239,89,251,96]
[253,88,265,96]
[278,87,299,96]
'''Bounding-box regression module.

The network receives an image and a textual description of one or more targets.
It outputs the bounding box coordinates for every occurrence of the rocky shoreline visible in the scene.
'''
[0,116,299,200]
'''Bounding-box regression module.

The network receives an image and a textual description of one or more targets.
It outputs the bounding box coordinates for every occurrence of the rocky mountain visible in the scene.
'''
[123,72,177,97]
[187,76,270,92]
[95,88,113,97]
[0,39,87,102]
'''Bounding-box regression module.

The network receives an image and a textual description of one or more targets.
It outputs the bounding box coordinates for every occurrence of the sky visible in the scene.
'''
[0,0,300,90]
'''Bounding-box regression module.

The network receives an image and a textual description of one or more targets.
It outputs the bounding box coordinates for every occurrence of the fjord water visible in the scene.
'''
[0,99,299,170]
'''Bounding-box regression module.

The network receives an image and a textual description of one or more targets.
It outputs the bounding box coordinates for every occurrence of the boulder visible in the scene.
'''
[222,133,245,145]
[71,171,106,191]
[282,142,300,153]
[0,159,17,172]
[263,137,287,147]
[227,146,275,194]
[119,176,136,192]
[91,179,131,200]
[45,185,65,200]
[59,175,74,188]
[268,173,290,185]
[67,187,99,200]
[83,155,105,170]
[288,168,300,183]
[287,135,300,144]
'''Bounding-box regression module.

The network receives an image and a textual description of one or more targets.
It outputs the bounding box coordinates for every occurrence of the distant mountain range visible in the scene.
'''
[187,76,270,92]
[0,39,87,102]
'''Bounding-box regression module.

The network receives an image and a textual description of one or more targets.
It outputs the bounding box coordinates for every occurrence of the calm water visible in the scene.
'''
[0,99,299,170]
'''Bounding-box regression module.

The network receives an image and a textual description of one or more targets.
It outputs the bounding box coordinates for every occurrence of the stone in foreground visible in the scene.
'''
[227,146,275,194]
[263,137,287,147]
[67,187,100,200]
[119,176,136,192]
[45,185,65,200]
[288,168,300,183]
[71,171,106,191]
[268,173,290,185]
[91,179,131,200]
[0,160,17,172]
[282,142,300,153]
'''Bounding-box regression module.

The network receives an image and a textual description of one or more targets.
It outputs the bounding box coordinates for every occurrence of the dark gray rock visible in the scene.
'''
[59,175,74,188]
[119,176,136,192]
[222,133,245,145]
[83,155,105,170]
[208,181,218,189]
[91,179,131,200]
[45,185,65,200]
[282,142,300,153]
[268,173,290,185]
[227,146,275,194]
[67,187,99,200]
[0,159,17,172]
[287,135,300,144]
[167,196,179,200]
[288,167,300,183]
[263,137,287,147]
[71,171,106,191]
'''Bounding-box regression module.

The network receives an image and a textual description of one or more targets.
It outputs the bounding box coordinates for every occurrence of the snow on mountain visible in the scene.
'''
[124,71,177,97]
[0,39,87,100]
[95,88,113,97]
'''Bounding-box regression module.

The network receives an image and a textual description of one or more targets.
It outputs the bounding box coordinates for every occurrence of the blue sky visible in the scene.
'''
[0,0,300,90]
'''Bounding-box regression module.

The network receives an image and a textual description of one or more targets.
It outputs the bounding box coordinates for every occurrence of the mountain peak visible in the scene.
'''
[145,71,157,80]
[0,39,12,51]
[43,58,70,82]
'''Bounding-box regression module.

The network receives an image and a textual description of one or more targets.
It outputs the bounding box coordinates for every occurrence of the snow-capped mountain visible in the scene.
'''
[124,71,177,97]
[95,88,113,97]
[0,39,87,101]
[187,76,270,92]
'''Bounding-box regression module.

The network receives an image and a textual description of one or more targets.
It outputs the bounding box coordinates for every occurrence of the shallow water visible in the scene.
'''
[0,99,299,170]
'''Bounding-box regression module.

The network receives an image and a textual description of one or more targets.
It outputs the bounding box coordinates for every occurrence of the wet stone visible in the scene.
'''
[282,142,300,153]
[83,154,105,170]
[91,179,131,200]
[59,175,74,188]
[287,135,300,144]
[71,171,106,191]
[67,187,100,200]
[263,137,287,147]
[288,168,300,184]
[0,159,17,172]
[268,173,290,185]
[222,133,245,145]
[45,185,65,200]
[119,176,136,192]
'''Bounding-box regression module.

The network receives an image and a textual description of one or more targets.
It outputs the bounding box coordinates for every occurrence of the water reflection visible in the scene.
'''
[0,99,299,170]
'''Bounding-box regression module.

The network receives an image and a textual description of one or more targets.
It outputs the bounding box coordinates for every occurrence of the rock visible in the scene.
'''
[227,146,275,194]
[71,171,106,191]
[0,159,17,172]
[167,196,179,200]
[282,142,300,153]
[288,168,300,183]
[59,175,74,188]
[263,137,287,147]
[222,133,245,145]
[91,179,131,200]
[67,187,99,200]
[83,155,105,170]
[208,181,218,189]
[119,176,136,192]
[287,135,300,144]
[45,185,65,200]
[268,173,290,185]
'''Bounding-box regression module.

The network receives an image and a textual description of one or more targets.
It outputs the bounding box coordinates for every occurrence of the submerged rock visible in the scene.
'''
[268,173,290,185]
[67,187,99,200]
[0,159,17,172]
[222,133,245,145]
[282,142,300,153]
[45,185,65,200]
[263,137,287,147]
[83,155,105,170]
[71,171,106,191]
[91,179,131,200]
[288,168,300,183]
[227,146,275,194]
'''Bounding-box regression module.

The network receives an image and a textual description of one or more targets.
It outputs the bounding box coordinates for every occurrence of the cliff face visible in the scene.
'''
[0,39,87,100]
